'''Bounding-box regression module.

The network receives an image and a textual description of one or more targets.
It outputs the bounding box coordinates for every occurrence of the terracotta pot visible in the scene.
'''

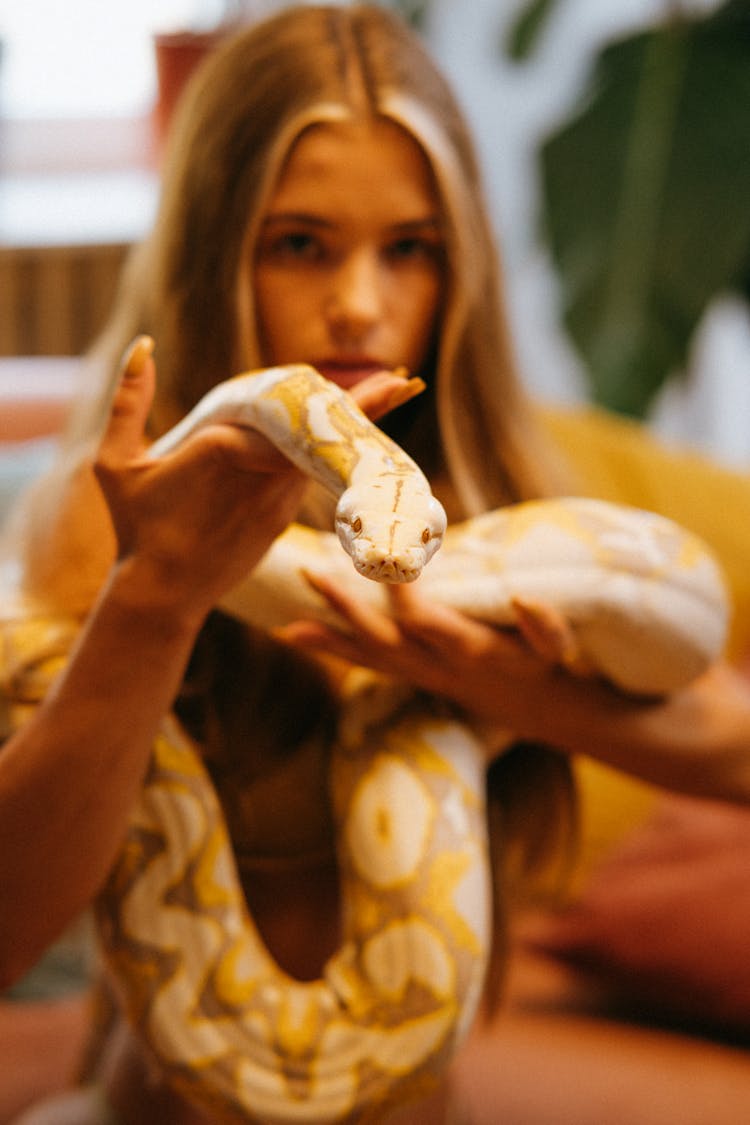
[153,29,226,148]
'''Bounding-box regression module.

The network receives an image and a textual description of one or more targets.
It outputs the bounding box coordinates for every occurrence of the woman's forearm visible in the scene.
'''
[0,562,204,987]
[537,659,750,804]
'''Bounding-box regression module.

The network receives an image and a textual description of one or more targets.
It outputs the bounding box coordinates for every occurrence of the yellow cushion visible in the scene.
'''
[538,403,750,877]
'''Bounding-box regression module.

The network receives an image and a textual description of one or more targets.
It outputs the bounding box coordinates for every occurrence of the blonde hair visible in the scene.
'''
[20,4,577,1001]
[71,3,565,514]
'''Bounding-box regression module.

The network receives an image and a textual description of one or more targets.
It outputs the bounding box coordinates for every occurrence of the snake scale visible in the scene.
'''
[94,364,729,1123]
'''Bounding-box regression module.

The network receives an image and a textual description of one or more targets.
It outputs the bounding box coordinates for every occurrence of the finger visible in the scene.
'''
[385,580,432,621]
[98,336,156,467]
[350,370,425,422]
[511,596,594,675]
[276,619,366,664]
[386,582,495,654]
[301,569,403,646]
[198,422,297,475]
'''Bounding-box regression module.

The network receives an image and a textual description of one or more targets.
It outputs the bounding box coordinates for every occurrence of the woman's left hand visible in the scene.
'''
[279,573,750,803]
[278,574,577,726]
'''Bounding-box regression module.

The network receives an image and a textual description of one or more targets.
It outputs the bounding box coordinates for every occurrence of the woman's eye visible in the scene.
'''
[266,232,323,261]
[386,237,442,264]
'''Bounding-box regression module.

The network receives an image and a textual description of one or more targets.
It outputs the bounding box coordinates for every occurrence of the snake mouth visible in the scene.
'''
[354,557,421,583]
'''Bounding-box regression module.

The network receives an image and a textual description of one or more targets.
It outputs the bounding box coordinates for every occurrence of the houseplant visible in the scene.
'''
[510,0,750,416]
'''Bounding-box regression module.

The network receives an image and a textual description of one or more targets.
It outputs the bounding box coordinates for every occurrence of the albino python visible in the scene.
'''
[90,364,728,1123]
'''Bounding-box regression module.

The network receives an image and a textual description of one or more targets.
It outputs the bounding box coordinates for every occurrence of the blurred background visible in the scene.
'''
[1,0,749,466]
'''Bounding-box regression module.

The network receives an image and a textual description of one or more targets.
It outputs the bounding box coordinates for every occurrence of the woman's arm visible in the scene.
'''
[0,341,418,986]
[0,340,302,985]
[279,578,750,804]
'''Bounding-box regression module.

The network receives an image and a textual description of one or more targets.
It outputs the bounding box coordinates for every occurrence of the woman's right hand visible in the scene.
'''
[93,337,306,624]
[93,338,424,626]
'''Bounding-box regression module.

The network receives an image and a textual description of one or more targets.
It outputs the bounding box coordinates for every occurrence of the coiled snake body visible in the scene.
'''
[95,364,729,1123]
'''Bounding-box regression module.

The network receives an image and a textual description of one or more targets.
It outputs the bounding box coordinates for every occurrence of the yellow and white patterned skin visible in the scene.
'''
[3,365,730,1123]
[225,495,729,696]
[96,700,490,1124]
[150,364,448,584]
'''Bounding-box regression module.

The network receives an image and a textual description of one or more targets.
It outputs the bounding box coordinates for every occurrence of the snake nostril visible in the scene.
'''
[352,517,362,534]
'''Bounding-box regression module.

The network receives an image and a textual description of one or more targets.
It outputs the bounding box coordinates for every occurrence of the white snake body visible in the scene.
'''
[95,364,730,1122]
[224,497,727,696]
[97,707,490,1124]
[151,364,447,583]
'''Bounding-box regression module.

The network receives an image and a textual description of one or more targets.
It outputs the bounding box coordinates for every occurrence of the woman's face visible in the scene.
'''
[254,118,445,389]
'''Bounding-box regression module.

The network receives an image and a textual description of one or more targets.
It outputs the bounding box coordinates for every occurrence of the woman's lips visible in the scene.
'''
[313,360,391,389]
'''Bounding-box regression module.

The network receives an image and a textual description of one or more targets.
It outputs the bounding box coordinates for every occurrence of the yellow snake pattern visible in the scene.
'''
[0,365,730,1123]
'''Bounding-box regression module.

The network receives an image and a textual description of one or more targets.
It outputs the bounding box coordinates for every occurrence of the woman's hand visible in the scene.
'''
[278,574,571,724]
[94,337,305,622]
[94,340,423,624]
[279,574,750,802]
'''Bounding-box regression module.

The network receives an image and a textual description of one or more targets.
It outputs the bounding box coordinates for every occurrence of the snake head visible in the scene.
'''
[335,491,447,583]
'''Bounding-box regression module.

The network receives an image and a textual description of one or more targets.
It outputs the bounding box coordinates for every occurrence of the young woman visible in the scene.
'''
[4,5,750,1122]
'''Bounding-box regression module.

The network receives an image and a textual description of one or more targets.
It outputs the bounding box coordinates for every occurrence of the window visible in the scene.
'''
[0,0,227,118]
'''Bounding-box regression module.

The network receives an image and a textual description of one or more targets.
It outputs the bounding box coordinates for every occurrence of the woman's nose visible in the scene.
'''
[325,252,382,339]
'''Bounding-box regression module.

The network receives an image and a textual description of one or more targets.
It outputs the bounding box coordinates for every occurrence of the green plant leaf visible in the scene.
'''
[379,0,434,30]
[504,0,561,62]
[539,2,750,416]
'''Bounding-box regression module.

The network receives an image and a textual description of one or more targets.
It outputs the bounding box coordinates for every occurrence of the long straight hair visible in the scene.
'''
[68,3,567,512]
[15,4,577,1003]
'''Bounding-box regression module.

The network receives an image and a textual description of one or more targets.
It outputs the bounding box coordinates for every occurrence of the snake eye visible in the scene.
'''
[421,528,431,545]
[352,517,362,534]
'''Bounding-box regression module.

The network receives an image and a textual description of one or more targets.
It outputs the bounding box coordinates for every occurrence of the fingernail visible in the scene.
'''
[389,377,425,409]
[120,335,154,379]
[403,376,426,397]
